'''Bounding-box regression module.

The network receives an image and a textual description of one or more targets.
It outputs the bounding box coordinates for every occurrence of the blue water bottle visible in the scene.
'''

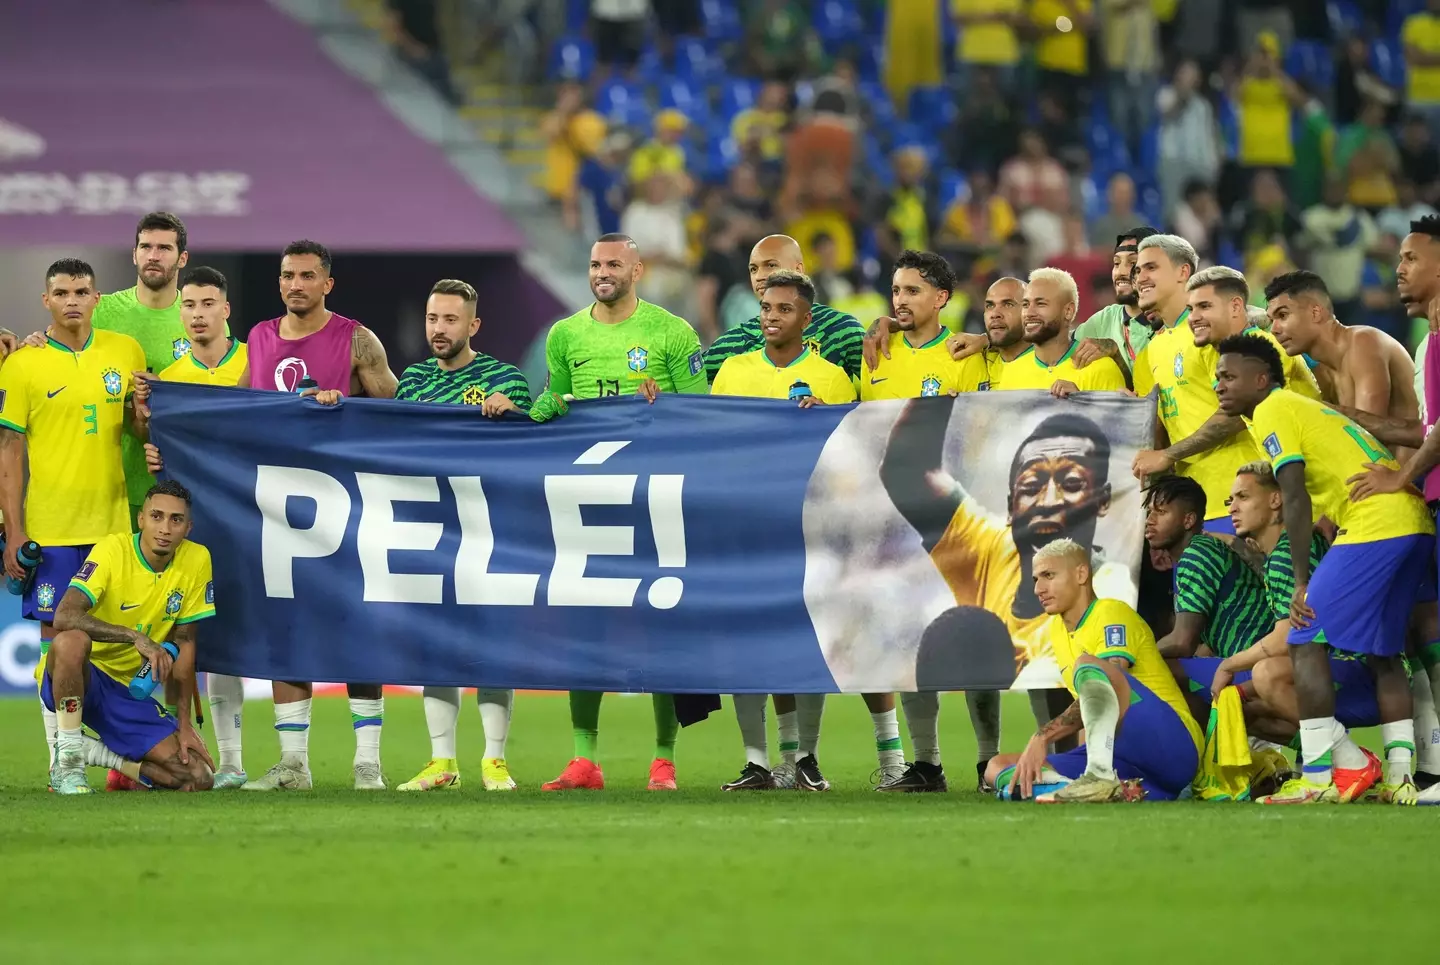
[128,642,179,700]
[0,538,42,595]
[787,380,813,402]
[296,376,318,395]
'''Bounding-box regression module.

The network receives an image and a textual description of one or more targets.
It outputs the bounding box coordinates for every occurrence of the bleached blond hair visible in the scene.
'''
[1137,233,1199,275]
[1033,537,1091,568]
[1186,264,1249,301]
[1026,266,1079,307]
[1236,461,1277,487]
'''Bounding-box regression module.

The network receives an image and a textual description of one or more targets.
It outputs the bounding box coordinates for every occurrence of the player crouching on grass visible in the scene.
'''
[986,539,1202,802]
[42,481,217,794]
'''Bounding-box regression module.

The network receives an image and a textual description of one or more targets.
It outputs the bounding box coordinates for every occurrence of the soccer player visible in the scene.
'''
[1140,474,1275,665]
[940,277,1028,388]
[1071,225,1162,373]
[542,234,707,791]
[1266,269,1419,425]
[880,404,1134,790]
[395,279,534,794]
[0,259,146,784]
[44,481,216,794]
[1215,333,1434,804]
[994,268,1127,393]
[712,270,854,791]
[707,234,865,383]
[1213,464,1388,761]
[1131,253,1321,534]
[986,539,1202,802]
[239,240,399,792]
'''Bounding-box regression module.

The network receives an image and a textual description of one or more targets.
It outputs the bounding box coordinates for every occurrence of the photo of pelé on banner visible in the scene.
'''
[802,391,1155,694]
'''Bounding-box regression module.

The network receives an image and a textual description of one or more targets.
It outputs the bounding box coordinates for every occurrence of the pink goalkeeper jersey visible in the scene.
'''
[247,312,358,393]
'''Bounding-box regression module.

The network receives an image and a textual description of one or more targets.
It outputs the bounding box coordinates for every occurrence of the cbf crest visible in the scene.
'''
[920,375,942,397]
[36,583,56,611]
[627,346,649,373]
[101,367,123,398]
[165,589,183,617]
[461,385,486,406]
[172,337,191,359]
[1172,352,1185,378]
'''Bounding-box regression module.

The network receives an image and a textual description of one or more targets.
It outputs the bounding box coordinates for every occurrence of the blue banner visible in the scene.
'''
[149,382,1156,693]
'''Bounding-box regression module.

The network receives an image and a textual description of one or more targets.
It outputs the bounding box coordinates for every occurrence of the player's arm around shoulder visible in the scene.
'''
[353,325,398,399]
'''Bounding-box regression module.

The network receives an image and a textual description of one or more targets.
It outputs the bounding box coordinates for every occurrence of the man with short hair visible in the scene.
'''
[1215,333,1433,804]
[704,234,866,383]
[714,270,854,792]
[942,276,1028,386]
[395,279,539,794]
[1071,226,1162,373]
[985,538,1202,803]
[1131,253,1320,534]
[542,233,707,792]
[0,259,146,786]
[994,268,1127,394]
[44,481,216,794]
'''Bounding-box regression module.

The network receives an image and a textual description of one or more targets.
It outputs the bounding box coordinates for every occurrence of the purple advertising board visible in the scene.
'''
[0,0,523,252]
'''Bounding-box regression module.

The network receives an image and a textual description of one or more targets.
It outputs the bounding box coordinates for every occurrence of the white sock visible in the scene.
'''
[274,699,311,763]
[967,690,1001,761]
[796,694,825,761]
[1413,671,1440,774]
[1382,718,1416,784]
[1248,737,1286,754]
[39,698,57,769]
[902,691,941,765]
[870,708,903,767]
[54,696,83,769]
[83,734,142,781]
[733,694,769,768]
[350,697,383,766]
[423,686,461,760]
[1299,716,1343,784]
[1428,660,1440,726]
[207,673,245,772]
[1332,729,1368,770]
[1073,668,1119,780]
[777,708,799,765]
[476,688,512,760]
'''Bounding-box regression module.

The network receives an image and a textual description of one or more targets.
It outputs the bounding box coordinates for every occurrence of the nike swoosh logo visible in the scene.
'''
[119,603,139,611]
[869,378,887,384]
[572,359,589,369]
[47,387,66,398]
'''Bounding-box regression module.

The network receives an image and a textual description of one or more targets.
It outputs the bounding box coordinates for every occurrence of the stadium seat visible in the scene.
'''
[814,0,864,50]
[1137,124,1160,180]
[701,0,744,43]
[854,40,884,82]
[704,131,740,182]
[1371,40,1407,90]
[671,37,716,82]
[1326,0,1362,36]
[595,80,653,133]
[1284,40,1335,93]
[1217,95,1239,161]
[564,0,588,34]
[1388,0,1426,42]
[548,34,594,82]
[938,168,970,209]
[907,86,957,129]
[659,78,711,126]
[634,47,668,86]
[718,78,761,121]
[1138,184,1163,227]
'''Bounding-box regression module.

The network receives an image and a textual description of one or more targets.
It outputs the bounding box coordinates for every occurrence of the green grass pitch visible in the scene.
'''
[0,692,1433,963]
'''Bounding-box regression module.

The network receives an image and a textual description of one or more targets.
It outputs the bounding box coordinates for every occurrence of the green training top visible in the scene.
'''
[1172,533,1275,658]
[702,302,865,383]
[545,300,707,399]
[1072,303,1155,372]
[397,354,532,408]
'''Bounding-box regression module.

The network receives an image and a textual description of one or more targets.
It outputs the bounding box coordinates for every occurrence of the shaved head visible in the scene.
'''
[749,234,805,297]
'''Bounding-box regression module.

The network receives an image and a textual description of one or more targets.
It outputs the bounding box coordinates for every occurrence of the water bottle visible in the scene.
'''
[0,539,42,595]
[787,380,813,402]
[128,642,179,700]
[297,376,318,395]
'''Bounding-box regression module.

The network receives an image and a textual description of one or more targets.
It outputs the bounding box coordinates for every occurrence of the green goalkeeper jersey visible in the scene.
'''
[545,300,707,399]
[702,302,865,383]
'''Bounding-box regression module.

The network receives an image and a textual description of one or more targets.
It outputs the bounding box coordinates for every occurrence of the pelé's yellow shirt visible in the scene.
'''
[930,498,1133,670]
[1050,597,1202,753]
[0,331,145,545]
[995,341,1127,392]
[1247,389,1433,545]
[861,329,991,400]
[158,339,248,386]
[67,533,215,684]
[711,347,857,403]
[1133,320,1320,522]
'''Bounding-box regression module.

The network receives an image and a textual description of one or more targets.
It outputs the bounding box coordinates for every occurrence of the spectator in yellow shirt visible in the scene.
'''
[1404,0,1440,139]
[1233,33,1302,174]
[628,109,691,189]
[1031,0,1093,110]
[952,0,1023,90]
[731,82,791,165]
[541,82,608,229]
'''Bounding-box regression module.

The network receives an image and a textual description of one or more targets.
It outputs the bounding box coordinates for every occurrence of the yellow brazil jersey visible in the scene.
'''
[1133,320,1320,522]
[66,533,215,685]
[0,331,145,545]
[1050,598,1202,753]
[1236,76,1294,168]
[929,498,1135,672]
[1030,0,1091,75]
[711,347,857,403]
[995,342,1127,392]
[952,0,1021,67]
[157,339,248,386]
[1404,14,1440,106]
[861,329,991,400]
[1247,389,1433,545]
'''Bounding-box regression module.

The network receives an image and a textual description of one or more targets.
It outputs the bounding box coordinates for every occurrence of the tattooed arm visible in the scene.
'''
[352,325,398,399]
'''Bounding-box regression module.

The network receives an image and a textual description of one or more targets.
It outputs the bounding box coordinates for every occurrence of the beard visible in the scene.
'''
[593,278,631,304]
[140,265,177,291]
[1116,287,1139,307]
[429,338,465,361]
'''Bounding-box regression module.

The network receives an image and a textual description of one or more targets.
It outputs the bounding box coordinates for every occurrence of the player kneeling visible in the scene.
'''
[987,540,1202,802]
[43,481,216,794]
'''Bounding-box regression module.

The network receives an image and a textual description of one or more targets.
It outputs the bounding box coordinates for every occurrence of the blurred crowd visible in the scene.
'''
[533,0,1440,348]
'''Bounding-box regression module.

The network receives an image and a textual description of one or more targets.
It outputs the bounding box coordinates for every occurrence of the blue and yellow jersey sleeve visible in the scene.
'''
[176,542,216,625]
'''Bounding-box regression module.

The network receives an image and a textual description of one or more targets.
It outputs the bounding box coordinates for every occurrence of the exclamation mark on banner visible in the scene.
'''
[647,474,686,609]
